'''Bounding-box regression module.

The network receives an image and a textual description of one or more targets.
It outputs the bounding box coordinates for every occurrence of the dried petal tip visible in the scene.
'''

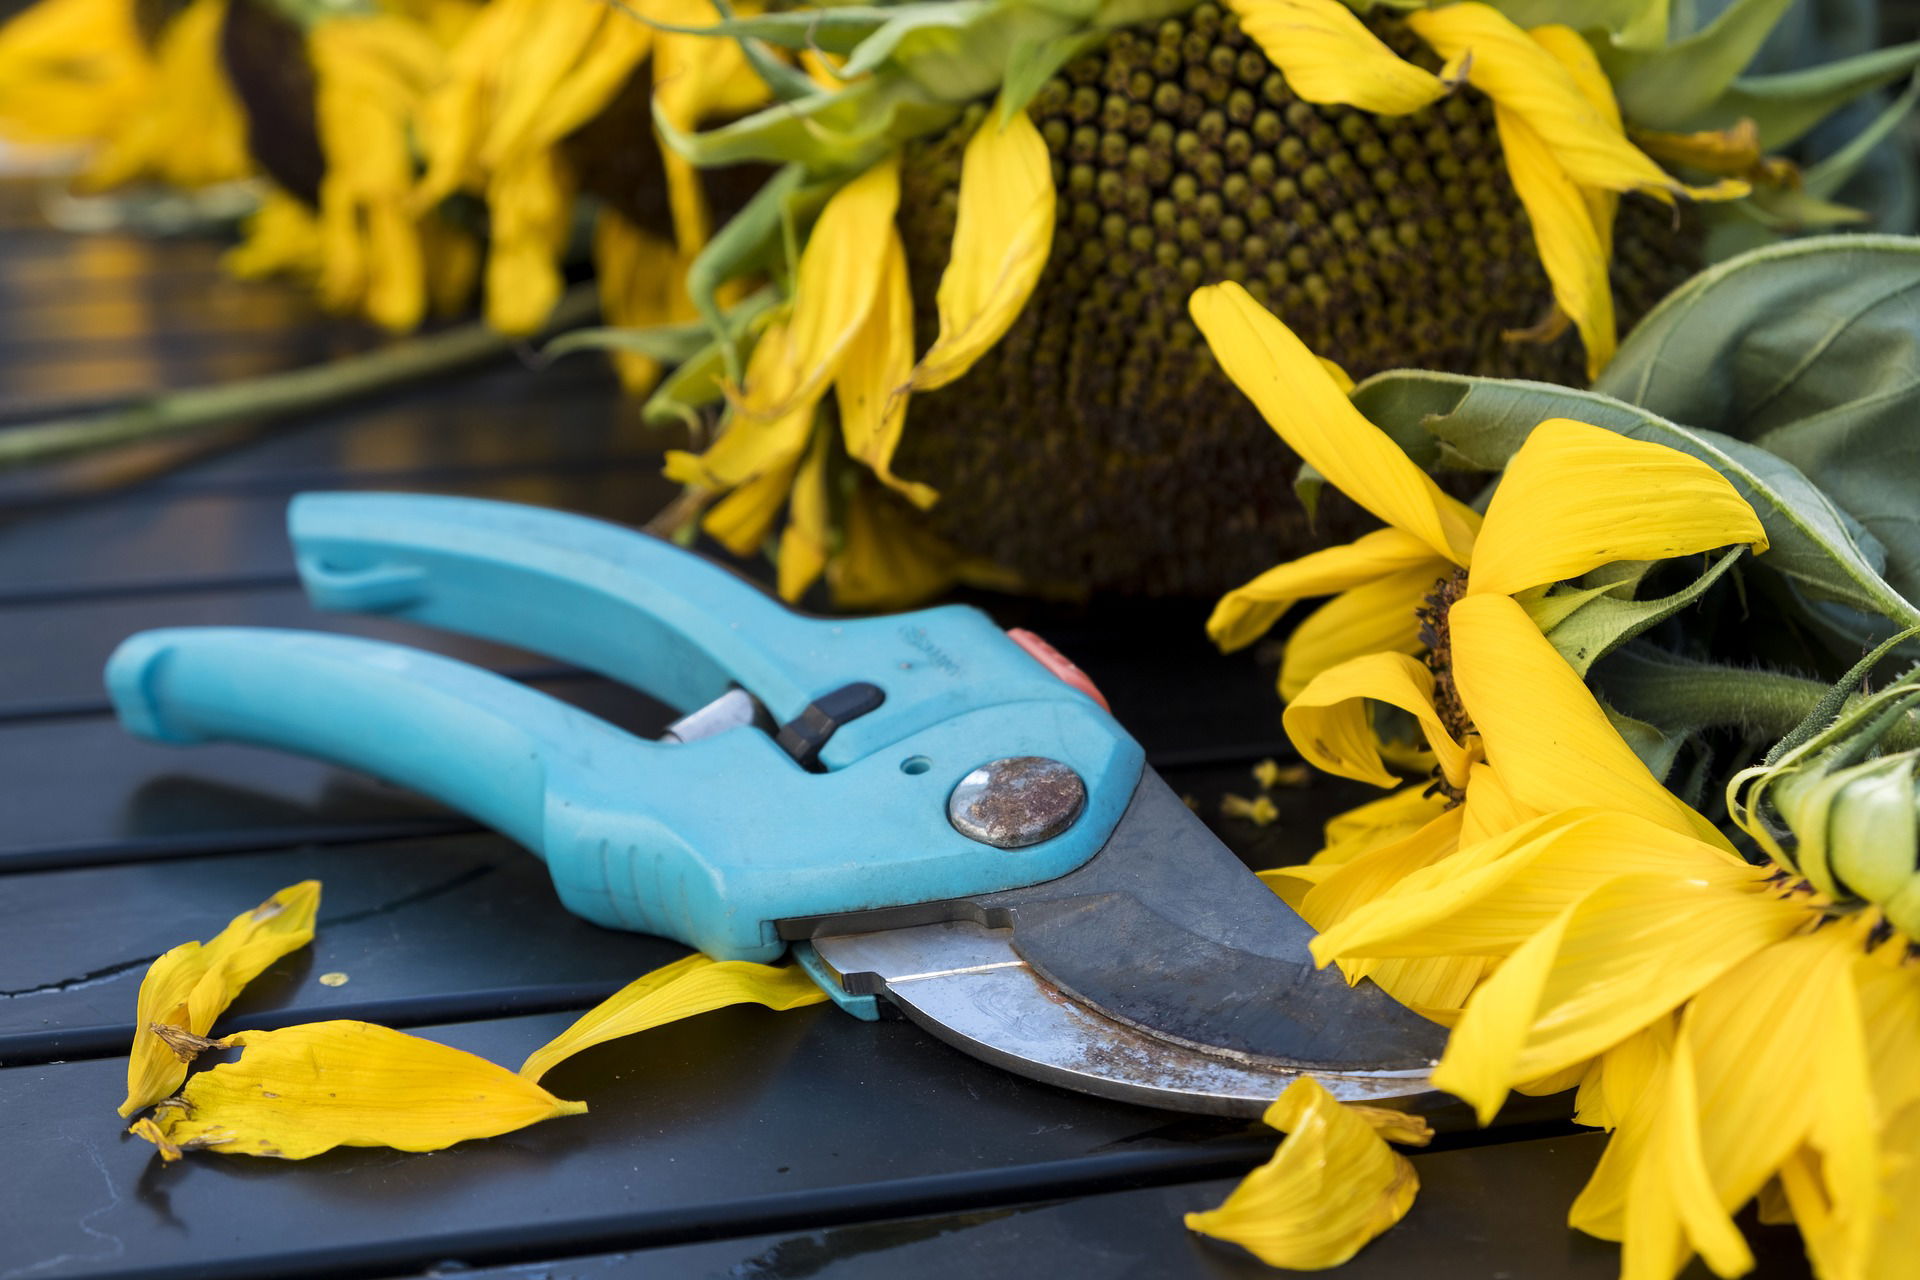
[119,879,322,1118]
[151,1024,227,1062]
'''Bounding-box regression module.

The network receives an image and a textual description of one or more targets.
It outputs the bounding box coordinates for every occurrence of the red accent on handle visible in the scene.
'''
[1006,628,1110,711]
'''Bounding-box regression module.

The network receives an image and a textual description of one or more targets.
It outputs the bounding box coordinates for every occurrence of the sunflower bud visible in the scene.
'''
[1729,663,1920,940]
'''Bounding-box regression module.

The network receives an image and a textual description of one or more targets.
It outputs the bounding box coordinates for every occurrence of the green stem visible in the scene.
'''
[1599,647,1920,752]
[0,286,598,471]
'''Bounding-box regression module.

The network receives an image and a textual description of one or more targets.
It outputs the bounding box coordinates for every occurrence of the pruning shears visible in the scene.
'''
[105,493,1443,1117]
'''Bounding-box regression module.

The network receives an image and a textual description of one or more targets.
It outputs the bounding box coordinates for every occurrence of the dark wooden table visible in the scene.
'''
[0,178,1812,1279]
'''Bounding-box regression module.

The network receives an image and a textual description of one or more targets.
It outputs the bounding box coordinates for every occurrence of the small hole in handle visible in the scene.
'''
[900,756,932,775]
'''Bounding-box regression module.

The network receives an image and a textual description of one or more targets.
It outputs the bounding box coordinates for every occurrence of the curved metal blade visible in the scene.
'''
[975,770,1449,1071]
[807,922,1435,1118]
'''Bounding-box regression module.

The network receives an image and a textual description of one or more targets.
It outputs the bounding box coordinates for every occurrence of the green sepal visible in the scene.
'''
[682,165,809,377]
[541,322,716,368]
[1000,31,1102,120]
[1601,702,1688,782]
[1824,754,1919,907]
[1799,73,1920,202]
[1536,547,1746,676]
[1680,40,1920,147]
[1600,0,1796,129]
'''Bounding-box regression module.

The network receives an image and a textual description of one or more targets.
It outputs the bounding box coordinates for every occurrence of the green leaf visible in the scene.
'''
[1366,0,1671,51]
[627,7,896,54]
[1596,235,1920,609]
[1602,0,1796,129]
[1801,73,1920,201]
[1541,547,1747,675]
[1683,40,1920,146]
[1357,369,1920,629]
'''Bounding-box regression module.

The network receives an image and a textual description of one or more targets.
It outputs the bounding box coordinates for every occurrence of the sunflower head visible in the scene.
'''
[648,0,1920,601]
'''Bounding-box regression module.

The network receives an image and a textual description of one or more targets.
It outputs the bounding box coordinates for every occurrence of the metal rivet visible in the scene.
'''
[947,757,1086,849]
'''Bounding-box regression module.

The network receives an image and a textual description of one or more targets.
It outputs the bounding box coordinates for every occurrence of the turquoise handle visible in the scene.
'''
[106,626,1141,960]
[290,493,1083,768]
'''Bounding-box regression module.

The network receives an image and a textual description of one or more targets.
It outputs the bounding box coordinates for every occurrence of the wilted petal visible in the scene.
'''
[121,880,321,1118]
[741,157,902,422]
[1209,527,1444,654]
[1321,786,1452,865]
[1229,0,1450,115]
[1186,1077,1419,1268]
[1284,652,1474,791]
[483,146,573,335]
[1469,419,1767,598]
[1495,107,1615,380]
[907,102,1054,391]
[520,954,828,1082]
[1433,875,1807,1124]
[1406,4,1746,202]
[1279,562,1445,701]
[835,228,937,508]
[132,1021,586,1159]
[700,456,802,557]
[1449,593,1729,846]
[777,430,831,602]
[1191,283,1480,565]
[664,318,815,491]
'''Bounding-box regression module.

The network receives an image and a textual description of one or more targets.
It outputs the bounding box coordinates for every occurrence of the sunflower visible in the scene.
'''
[650,0,1913,599]
[412,0,770,387]
[0,0,479,332]
[0,0,251,190]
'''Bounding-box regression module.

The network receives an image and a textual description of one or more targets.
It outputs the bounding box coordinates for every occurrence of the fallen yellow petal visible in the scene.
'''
[1221,793,1280,826]
[120,880,321,1118]
[520,953,828,1082]
[1229,0,1449,116]
[131,1021,586,1159]
[906,100,1055,392]
[1186,1077,1419,1268]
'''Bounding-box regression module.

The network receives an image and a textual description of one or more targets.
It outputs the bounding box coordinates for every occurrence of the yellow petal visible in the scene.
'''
[1569,1017,1677,1232]
[1279,561,1444,701]
[906,101,1055,392]
[120,880,321,1117]
[826,483,971,609]
[483,146,573,335]
[1301,806,1463,935]
[132,1021,586,1159]
[701,455,802,557]
[650,19,767,252]
[777,429,832,602]
[1469,419,1767,597]
[1494,107,1615,380]
[834,227,937,508]
[594,210,695,394]
[742,157,902,422]
[1310,809,1749,965]
[1185,1077,1419,1268]
[1209,527,1445,654]
[1449,592,1728,846]
[520,954,828,1082]
[1228,0,1450,115]
[1620,1032,1755,1280]
[1406,4,1746,202]
[1284,651,1474,791]
[1433,876,1808,1124]
[1529,24,1622,264]
[1321,785,1452,866]
[1190,283,1481,565]
[1458,760,1529,846]
[665,318,816,490]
